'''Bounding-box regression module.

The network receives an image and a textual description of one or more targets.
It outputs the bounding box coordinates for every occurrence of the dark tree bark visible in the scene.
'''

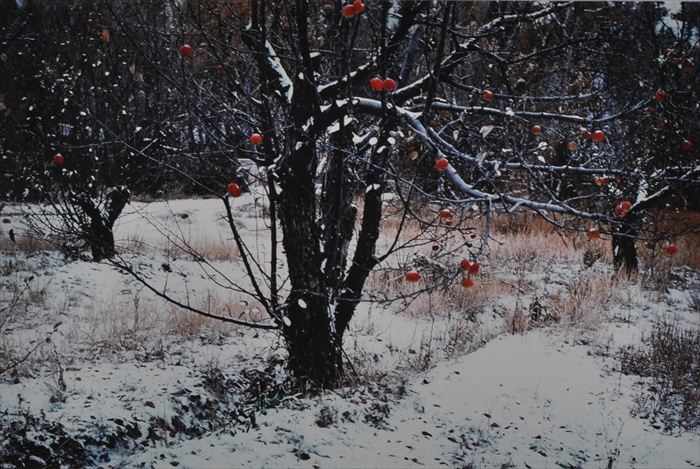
[612,218,639,275]
[76,187,129,262]
[277,73,342,388]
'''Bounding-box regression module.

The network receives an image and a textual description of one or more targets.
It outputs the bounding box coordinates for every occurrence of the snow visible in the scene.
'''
[122,329,700,468]
[327,116,356,134]
[264,41,293,103]
[386,0,401,32]
[2,197,699,468]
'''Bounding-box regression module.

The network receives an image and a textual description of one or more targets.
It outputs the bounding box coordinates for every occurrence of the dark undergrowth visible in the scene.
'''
[618,319,700,432]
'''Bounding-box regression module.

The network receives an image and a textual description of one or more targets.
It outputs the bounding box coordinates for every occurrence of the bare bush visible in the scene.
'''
[618,320,700,431]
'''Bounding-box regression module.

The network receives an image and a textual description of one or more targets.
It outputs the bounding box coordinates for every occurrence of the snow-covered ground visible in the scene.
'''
[1,196,699,468]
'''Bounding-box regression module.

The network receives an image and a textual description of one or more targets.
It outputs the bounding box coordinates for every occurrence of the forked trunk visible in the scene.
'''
[75,188,129,262]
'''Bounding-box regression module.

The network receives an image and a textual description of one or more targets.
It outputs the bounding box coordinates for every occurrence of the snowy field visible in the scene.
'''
[1,195,699,468]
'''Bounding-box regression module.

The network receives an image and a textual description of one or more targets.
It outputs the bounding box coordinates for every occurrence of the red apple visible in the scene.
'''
[434,157,449,172]
[439,208,453,220]
[655,88,667,102]
[587,227,601,241]
[481,89,494,103]
[227,182,242,197]
[567,142,577,152]
[369,77,384,92]
[594,176,609,187]
[52,153,65,167]
[615,200,632,218]
[179,44,193,58]
[342,4,355,17]
[99,29,110,43]
[353,0,366,14]
[405,270,420,282]
[462,277,475,288]
[592,130,605,143]
[460,259,480,275]
[249,133,263,145]
[383,78,397,92]
[531,125,542,136]
[664,243,678,256]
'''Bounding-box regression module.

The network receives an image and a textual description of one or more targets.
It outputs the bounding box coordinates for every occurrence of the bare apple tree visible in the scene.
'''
[9,1,698,388]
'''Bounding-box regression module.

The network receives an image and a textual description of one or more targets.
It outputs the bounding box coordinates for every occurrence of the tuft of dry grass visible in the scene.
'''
[117,233,150,256]
[0,233,54,254]
[190,237,241,262]
[639,209,700,270]
[74,289,256,354]
[504,307,530,335]
[490,230,582,265]
[548,270,614,328]
[162,236,240,263]
[389,277,516,320]
[619,319,700,431]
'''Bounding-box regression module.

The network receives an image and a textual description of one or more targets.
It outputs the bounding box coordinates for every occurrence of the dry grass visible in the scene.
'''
[73,290,257,353]
[189,237,241,262]
[490,230,582,265]
[375,276,516,320]
[619,319,700,431]
[639,209,700,270]
[169,295,266,337]
[548,270,615,328]
[0,233,54,254]
[162,236,241,263]
[120,233,241,262]
[117,233,150,256]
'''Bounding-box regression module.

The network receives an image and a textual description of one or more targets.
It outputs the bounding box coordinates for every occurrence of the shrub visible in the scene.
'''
[618,319,700,431]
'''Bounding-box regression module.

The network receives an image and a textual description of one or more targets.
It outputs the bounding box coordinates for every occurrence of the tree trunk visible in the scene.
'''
[279,172,343,388]
[77,187,129,262]
[284,296,343,389]
[277,73,343,389]
[612,219,638,275]
[88,220,116,261]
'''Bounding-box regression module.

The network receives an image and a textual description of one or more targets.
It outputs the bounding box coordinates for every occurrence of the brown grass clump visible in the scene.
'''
[490,212,555,236]
[619,319,700,431]
[163,236,241,263]
[504,307,530,335]
[639,209,700,270]
[548,270,614,327]
[117,233,150,256]
[0,233,54,254]
[366,265,516,320]
[170,306,215,337]
[490,230,581,265]
[192,237,241,262]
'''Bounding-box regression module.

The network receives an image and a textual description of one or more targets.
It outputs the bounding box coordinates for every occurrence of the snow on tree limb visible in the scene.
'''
[426,100,650,125]
[264,40,294,103]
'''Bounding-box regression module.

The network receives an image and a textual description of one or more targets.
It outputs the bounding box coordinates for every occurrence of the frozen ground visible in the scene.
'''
[1,196,699,468]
